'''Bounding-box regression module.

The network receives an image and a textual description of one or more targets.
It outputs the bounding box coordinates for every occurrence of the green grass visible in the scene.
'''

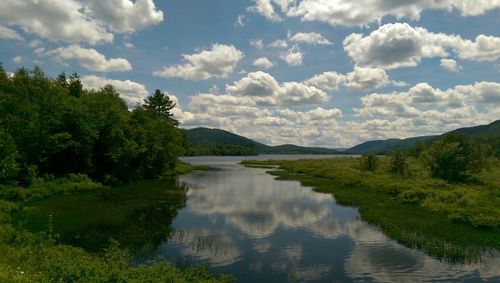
[242,157,500,263]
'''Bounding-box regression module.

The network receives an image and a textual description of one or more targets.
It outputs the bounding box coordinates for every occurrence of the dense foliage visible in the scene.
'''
[388,149,410,177]
[0,65,184,185]
[359,153,379,172]
[422,133,485,182]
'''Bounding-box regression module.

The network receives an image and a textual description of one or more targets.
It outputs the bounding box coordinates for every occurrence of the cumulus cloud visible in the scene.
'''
[354,82,500,121]
[84,0,164,33]
[253,57,274,69]
[269,39,288,48]
[345,66,389,90]
[80,75,150,108]
[305,71,345,91]
[0,25,23,41]
[440,58,461,72]
[48,45,132,72]
[153,44,244,80]
[0,0,163,44]
[343,23,500,70]
[250,0,500,27]
[247,0,283,22]
[305,67,389,91]
[225,71,328,106]
[289,32,332,45]
[281,45,304,66]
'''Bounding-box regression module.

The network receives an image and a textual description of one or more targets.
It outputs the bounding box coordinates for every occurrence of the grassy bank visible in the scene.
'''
[0,164,231,283]
[241,157,500,263]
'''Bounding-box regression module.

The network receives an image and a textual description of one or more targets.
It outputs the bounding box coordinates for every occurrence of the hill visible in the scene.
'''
[345,120,500,154]
[184,128,338,156]
[345,136,438,155]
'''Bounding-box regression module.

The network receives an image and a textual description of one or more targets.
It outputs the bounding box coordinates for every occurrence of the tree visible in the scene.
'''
[0,129,19,183]
[423,133,484,182]
[143,89,178,125]
[360,153,379,172]
[388,149,410,177]
[68,72,82,97]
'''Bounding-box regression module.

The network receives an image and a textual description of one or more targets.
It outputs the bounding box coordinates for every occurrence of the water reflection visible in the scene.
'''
[155,157,500,282]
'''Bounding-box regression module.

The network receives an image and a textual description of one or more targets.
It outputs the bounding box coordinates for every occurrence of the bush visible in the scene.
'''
[359,153,379,172]
[388,149,410,177]
[423,133,485,182]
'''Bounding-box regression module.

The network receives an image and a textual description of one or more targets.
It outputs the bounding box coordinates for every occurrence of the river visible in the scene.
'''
[143,155,500,282]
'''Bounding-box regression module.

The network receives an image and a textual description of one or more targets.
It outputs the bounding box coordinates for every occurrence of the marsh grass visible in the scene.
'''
[242,157,500,263]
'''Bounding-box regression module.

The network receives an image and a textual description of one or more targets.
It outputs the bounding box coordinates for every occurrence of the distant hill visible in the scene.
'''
[344,136,438,155]
[184,128,338,156]
[185,127,260,147]
[452,119,500,137]
[344,120,500,154]
[256,144,339,154]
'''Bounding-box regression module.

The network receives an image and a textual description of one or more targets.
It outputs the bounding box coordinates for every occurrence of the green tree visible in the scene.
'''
[143,89,178,125]
[423,133,484,182]
[388,149,410,177]
[360,153,379,172]
[0,130,19,183]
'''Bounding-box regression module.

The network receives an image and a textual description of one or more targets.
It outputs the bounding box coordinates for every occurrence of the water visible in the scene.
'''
[147,156,500,282]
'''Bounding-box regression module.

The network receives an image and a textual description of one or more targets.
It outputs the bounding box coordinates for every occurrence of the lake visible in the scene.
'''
[23,155,500,282]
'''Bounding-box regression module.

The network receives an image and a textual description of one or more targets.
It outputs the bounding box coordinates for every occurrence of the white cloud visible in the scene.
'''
[289,32,332,45]
[235,15,246,27]
[48,45,132,72]
[355,81,500,120]
[269,39,288,48]
[81,75,150,108]
[0,0,164,44]
[0,25,23,41]
[250,38,264,50]
[225,71,329,107]
[12,56,22,64]
[28,39,42,48]
[305,67,389,92]
[281,45,304,66]
[84,0,164,33]
[305,71,345,91]
[0,1,112,44]
[440,58,461,72]
[247,0,283,22]
[345,66,389,90]
[343,23,500,70]
[154,44,244,80]
[252,57,274,69]
[252,0,500,27]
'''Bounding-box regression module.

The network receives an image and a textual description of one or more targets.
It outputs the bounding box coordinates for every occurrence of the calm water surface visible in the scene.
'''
[148,156,500,282]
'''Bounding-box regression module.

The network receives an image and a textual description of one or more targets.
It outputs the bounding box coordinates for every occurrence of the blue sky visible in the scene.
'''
[1,0,499,147]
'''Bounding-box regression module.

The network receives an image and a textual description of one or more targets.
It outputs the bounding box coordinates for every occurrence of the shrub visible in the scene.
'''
[359,153,379,172]
[388,149,410,177]
[422,133,485,182]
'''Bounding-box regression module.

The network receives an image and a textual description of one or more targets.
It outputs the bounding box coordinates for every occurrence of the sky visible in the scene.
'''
[0,0,499,148]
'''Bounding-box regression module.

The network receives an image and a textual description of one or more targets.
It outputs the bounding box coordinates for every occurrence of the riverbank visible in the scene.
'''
[241,157,500,263]
[0,162,230,283]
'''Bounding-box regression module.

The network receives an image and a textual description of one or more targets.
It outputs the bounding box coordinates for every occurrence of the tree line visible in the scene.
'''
[0,65,184,186]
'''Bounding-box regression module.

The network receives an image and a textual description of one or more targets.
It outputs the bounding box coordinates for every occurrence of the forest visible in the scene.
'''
[0,64,185,186]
